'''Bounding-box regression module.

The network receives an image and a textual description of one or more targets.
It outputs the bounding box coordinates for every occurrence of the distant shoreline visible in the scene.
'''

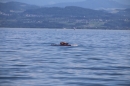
[0,27,130,30]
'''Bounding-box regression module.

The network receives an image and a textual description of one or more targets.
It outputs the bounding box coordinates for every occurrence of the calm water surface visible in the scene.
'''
[0,28,130,86]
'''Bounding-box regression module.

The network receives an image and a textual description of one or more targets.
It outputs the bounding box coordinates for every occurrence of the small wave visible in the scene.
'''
[71,44,78,46]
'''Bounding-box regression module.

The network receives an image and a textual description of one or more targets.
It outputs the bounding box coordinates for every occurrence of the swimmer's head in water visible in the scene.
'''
[60,42,69,45]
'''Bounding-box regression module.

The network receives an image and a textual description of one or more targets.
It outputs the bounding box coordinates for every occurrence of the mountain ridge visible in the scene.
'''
[46,0,130,9]
[0,1,39,12]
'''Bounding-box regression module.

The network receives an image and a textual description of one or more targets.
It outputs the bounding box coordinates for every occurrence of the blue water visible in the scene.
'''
[0,28,130,86]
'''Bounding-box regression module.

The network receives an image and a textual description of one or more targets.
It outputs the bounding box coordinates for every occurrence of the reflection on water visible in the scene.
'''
[0,28,130,86]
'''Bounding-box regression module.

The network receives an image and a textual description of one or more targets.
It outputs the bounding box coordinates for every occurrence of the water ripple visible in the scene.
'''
[0,29,130,86]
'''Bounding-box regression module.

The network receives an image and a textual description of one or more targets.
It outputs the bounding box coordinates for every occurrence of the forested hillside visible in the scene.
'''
[0,2,130,29]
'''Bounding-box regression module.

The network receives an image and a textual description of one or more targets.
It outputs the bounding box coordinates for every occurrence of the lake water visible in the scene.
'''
[0,28,130,86]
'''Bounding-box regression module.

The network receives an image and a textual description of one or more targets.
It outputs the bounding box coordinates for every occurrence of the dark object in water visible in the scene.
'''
[60,42,71,46]
[51,42,71,46]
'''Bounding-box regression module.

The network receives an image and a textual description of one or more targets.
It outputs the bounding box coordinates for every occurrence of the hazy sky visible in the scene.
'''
[0,0,130,6]
[0,0,83,5]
